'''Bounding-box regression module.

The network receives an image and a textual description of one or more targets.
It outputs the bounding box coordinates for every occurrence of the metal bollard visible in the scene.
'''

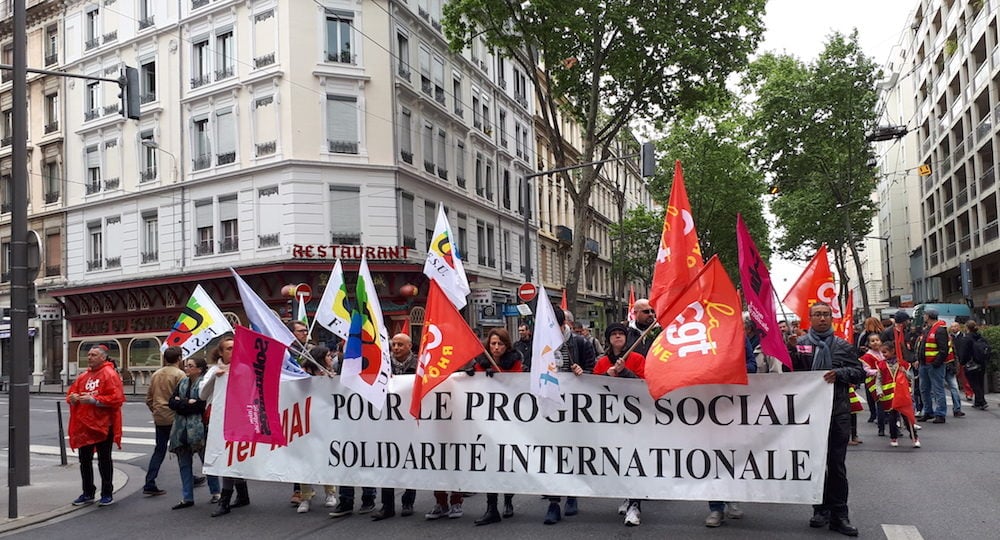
[57,400,68,466]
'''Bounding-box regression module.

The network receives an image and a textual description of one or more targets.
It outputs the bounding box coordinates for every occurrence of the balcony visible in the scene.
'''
[398,66,411,80]
[431,19,442,32]
[140,92,156,104]
[214,66,234,81]
[105,256,121,269]
[435,87,446,105]
[85,182,102,195]
[326,51,355,65]
[960,234,972,252]
[194,242,214,256]
[255,140,276,157]
[0,201,9,214]
[402,235,416,249]
[44,265,60,277]
[86,259,102,271]
[330,233,361,244]
[437,168,448,180]
[556,225,573,245]
[85,37,100,50]
[102,31,117,44]
[0,136,10,147]
[253,53,275,69]
[986,220,999,242]
[139,168,157,183]
[981,166,995,192]
[190,74,210,89]
[43,191,59,204]
[104,177,120,190]
[424,160,435,174]
[138,16,155,30]
[219,237,239,253]
[192,0,209,8]
[0,71,9,83]
[44,121,58,134]
[258,233,280,248]
[400,150,413,164]
[328,140,359,154]
[456,176,466,188]
[585,238,600,255]
[421,78,433,95]
[217,151,236,165]
[140,251,158,264]
[103,103,120,116]
[84,109,100,121]
[454,106,464,117]
[44,52,57,66]
[192,154,212,171]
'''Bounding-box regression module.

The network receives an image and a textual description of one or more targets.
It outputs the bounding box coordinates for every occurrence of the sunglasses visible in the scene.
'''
[640,309,655,315]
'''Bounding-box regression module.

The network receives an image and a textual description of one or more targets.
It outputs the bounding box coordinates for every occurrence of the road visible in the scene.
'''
[3,394,1000,539]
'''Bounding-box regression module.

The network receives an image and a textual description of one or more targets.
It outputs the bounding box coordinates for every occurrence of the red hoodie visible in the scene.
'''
[67,361,125,449]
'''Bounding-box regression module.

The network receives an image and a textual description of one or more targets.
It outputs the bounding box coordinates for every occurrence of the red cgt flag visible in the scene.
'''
[410,281,484,419]
[836,291,854,342]
[782,245,841,331]
[644,256,749,399]
[650,160,704,323]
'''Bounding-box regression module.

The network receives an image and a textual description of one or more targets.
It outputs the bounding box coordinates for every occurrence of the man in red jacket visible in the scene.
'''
[67,345,125,507]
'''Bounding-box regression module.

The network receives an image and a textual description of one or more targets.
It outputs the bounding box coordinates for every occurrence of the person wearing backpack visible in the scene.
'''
[958,320,990,410]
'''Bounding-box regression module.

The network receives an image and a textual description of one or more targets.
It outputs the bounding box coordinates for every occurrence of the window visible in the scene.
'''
[1,241,9,282]
[85,82,99,119]
[418,46,431,94]
[477,221,486,265]
[503,231,512,271]
[252,8,276,68]
[432,56,445,104]
[45,232,60,277]
[400,192,415,248]
[215,108,236,165]
[141,211,158,263]
[452,74,463,115]
[515,123,523,157]
[1,110,10,145]
[194,199,214,255]
[399,108,412,163]
[44,26,58,65]
[424,201,436,250]
[498,109,508,146]
[215,31,234,80]
[139,131,157,182]
[456,213,467,259]
[422,122,434,173]
[502,168,511,210]
[326,95,358,154]
[87,221,103,270]
[192,39,210,87]
[219,195,238,252]
[140,59,156,103]
[455,141,466,187]
[0,174,9,214]
[43,162,60,203]
[0,45,10,82]
[396,30,410,78]
[325,10,354,64]
[85,8,100,47]
[485,159,494,200]
[44,94,58,133]
[436,129,447,179]
[256,185,281,247]
[192,118,211,169]
[475,152,483,195]
[514,69,528,107]
[329,185,361,243]
[85,145,101,194]
[253,94,277,156]
[138,0,154,29]
[104,216,122,268]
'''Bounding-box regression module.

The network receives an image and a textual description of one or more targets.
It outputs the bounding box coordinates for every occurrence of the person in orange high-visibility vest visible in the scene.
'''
[858,334,885,436]
[914,309,950,423]
[875,341,920,448]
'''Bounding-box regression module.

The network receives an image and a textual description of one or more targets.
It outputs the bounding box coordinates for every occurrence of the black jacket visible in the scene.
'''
[791,332,865,417]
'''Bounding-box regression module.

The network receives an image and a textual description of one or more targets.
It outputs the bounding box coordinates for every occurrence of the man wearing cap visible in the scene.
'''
[915,308,950,424]
[67,345,125,507]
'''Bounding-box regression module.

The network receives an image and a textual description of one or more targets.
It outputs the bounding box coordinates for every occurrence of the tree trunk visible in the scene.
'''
[847,241,871,318]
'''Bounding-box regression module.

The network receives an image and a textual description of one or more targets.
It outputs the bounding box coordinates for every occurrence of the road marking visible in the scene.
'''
[124,426,156,433]
[22,444,146,461]
[882,524,924,540]
[62,435,155,446]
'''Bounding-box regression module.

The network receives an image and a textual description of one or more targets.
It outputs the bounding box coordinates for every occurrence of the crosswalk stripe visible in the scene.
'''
[25,444,147,461]
[62,435,155,446]
[124,426,157,434]
[882,524,924,540]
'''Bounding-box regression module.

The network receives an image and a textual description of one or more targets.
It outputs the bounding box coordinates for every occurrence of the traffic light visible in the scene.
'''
[119,65,140,120]
[641,142,656,178]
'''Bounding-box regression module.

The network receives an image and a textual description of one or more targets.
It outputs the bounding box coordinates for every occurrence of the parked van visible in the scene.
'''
[912,303,973,326]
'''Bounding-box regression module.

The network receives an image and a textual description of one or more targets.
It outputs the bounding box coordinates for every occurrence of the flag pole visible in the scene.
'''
[284,340,335,377]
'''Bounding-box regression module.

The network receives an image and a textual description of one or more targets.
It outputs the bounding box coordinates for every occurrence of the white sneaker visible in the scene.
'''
[913,423,922,430]
[425,504,448,520]
[448,503,463,518]
[324,494,338,508]
[725,502,744,519]
[624,503,640,526]
[890,439,899,447]
[297,500,311,513]
[913,439,921,448]
[704,510,724,527]
[618,499,630,515]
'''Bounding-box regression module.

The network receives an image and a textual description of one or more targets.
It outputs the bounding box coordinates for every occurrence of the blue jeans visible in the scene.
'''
[338,485,376,507]
[176,446,220,502]
[144,424,172,490]
[709,501,726,512]
[919,363,946,418]
[945,369,962,412]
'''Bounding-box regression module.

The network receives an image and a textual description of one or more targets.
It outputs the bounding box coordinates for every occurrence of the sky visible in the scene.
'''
[758,0,918,298]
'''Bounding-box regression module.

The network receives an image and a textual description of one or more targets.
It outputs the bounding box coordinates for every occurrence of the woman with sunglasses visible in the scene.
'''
[167,357,219,509]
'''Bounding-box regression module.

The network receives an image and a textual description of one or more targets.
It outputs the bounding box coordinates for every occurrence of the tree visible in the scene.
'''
[443,0,767,312]
[648,106,771,286]
[742,31,881,314]
[608,205,662,295]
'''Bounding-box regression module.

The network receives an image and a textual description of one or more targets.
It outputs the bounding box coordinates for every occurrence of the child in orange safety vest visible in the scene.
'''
[875,341,920,448]
[859,334,887,436]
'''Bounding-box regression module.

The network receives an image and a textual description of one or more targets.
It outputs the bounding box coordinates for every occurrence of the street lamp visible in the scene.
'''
[141,139,178,183]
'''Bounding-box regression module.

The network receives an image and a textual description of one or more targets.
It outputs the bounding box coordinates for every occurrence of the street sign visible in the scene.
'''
[470,288,492,305]
[517,283,537,302]
[296,283,312,302]
[35,304,61,320]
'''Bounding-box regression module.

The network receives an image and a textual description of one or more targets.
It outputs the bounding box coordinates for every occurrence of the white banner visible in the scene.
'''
[204,372,832,504]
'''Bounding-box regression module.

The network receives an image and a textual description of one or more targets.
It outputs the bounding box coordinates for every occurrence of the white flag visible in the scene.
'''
[341,255,393,409]
[423,204,470,309]
[230,269,309,379]
[530,285,566,415]
[313,259,352,340]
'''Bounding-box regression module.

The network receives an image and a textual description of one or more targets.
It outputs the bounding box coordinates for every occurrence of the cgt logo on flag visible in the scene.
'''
[649,300,735,364]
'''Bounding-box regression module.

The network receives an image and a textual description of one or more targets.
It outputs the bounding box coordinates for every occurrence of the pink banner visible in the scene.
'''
[736,215,793,370]
[224,326,288,445]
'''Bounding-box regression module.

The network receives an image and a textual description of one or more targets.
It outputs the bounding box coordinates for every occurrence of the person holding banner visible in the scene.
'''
[371,335,418,521]
[199,337,251,517]
[469,328,523,526]
[791,302,865,537]
[167,357,221,509]
[292,347,339,514]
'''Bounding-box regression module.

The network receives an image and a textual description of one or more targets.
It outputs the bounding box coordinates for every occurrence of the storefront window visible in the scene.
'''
[129,338,162,369]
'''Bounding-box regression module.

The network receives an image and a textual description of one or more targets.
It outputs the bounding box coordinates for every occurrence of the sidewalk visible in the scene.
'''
[0,460,144,535]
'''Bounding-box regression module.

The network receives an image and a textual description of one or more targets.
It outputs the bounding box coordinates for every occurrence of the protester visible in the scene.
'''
[625,298,659,356]
[915,308,949,424]
[372,335,418,520]
[959,320,989,410]
[860,335,888,436]
[143,346,185,497]
[856,317,885,422]
[469,328,523,526]
[199,337,251,517]
[573,321,604,356]
[514,323,533,367]
[945,323,967,417]
[791,302,864,537]
[296,347,338,514]
[288,320,312,506]
[168,357,220,509]
[875,341,920,448]
[67,345,125,507]
[594,323,645,527]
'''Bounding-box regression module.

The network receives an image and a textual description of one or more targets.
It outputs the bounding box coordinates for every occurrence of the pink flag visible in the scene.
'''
[736,215,792,370]
[224,325,287,446]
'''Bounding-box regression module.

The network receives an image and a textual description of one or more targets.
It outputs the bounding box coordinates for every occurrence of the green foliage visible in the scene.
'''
[980,326,1000,372]
[608,206,663,290]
